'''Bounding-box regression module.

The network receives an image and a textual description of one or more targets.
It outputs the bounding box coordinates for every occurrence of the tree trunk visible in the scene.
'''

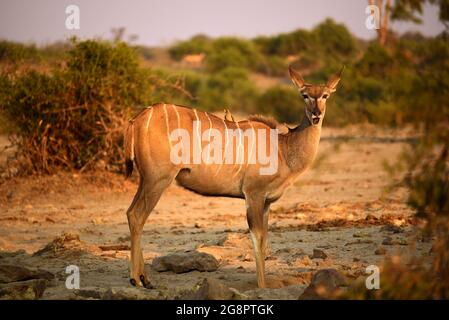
[369,0,391,46]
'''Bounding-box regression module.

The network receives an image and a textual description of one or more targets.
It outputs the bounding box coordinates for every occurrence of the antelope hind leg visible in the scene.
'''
[127,175,175,288]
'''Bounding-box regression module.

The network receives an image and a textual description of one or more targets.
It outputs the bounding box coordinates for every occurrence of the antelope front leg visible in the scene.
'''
[245,195,269,288]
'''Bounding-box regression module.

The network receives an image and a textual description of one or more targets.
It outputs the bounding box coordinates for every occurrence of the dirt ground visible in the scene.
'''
[0,125,432,299]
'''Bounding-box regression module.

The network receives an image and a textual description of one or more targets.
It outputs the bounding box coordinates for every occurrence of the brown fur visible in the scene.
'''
[247,115,279,129]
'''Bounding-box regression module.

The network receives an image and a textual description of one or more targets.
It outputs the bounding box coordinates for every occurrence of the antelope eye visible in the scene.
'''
[302,94,309,99]
[322,94,329,99]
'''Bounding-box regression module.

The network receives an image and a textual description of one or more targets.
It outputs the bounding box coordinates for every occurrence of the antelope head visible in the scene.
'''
[289,66,344,126]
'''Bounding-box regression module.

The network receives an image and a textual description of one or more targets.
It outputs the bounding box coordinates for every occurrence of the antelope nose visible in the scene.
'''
[312,109,321,117]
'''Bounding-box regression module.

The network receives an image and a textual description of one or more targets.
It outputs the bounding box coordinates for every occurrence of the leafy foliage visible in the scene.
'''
[0,40,183,174]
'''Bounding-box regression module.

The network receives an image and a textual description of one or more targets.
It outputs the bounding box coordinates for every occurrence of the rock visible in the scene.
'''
[98,244,130,251]
[217,233,253,250]
[0,265,54,284]
[374,247,386,255]
[74,287,108,300]
[183,278,241,300]
[310,249,328,259]
[345,239,373,246]
[229,287,249,300]
[103,287,164,300]
[299,269,347,300]
[245,284,307,300]
[353,231,370,238]
[382,236,394,245]
[0,250,27,259]
[312,269,347,287]
[381,224,403,233]
[0,279,47,300]
[365,214,378,222]
[74,286,164,300]
[33,232,99,258]
[152,251,219,273]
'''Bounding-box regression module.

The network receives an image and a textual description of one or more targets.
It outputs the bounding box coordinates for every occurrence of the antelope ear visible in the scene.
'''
[289,66,306,90]
[326,66,345,92]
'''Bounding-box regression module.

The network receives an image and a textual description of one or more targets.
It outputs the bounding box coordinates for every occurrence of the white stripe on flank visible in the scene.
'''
[204,112,212,164]
[163,104,172,149]
[145,107,153,132]
[193,109,201,164]
[204,112,212,142]
[145,108,154,157]
[213,119,228,177]
[247,121,255,167]
[172,104,181,129]
[233,121,244,177]
[193,108,201,138]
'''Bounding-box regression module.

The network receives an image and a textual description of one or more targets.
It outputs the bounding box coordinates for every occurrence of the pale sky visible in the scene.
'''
[0,0,445,46]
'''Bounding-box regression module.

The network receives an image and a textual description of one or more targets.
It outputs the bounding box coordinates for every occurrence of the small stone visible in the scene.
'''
[74,286,163,300]
[0,279,47,300]
[74,287,107,300]
[0,265,54,284]
[365,214,378,222]
[353,231,370,238]
[152,251,219,274]
[103,287,163,300]
[182,278,240,300]
[382,236,394,245]
[299,269,347,300]
[310,249,328,259]
[381,224,403,234]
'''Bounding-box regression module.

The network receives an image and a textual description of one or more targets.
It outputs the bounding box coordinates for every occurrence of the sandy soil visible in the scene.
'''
[0,125,431,299]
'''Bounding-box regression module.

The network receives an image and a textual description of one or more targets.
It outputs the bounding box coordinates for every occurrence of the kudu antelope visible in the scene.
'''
[124,66,343,288]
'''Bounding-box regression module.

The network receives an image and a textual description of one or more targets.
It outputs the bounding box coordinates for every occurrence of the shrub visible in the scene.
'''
[168,34,211,60]
[254,29,316,56]
[255,55,288,77]
[0,40,183,174]
[312,18,357,56]
[0,40,40,63]
[256,85,303,124]
[198,67,258,112]
[356,42,396,79]
[205,37,263,72]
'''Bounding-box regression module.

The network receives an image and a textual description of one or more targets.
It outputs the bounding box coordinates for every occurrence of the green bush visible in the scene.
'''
[256,55,288,77]
[0,39,182,174]
[169,34,211,60]
[0,40,40,63]
[312,18,357,56]
[198,67,258,112]
[356,42,394,78]
[205,37,263,72]
[254,29,316,56]
[256,85,303,124]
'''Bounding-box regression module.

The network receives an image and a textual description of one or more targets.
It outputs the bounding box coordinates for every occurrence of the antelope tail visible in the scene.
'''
[124,120,134,178]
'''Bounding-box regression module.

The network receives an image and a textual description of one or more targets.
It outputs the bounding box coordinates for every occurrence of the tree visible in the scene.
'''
[369,0,449,46]
[368,0,392,46]
[391,0,449,29]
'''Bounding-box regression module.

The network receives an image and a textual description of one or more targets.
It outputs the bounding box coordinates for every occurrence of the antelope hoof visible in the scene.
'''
[130,278,138,287]
[140,275,153,289]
